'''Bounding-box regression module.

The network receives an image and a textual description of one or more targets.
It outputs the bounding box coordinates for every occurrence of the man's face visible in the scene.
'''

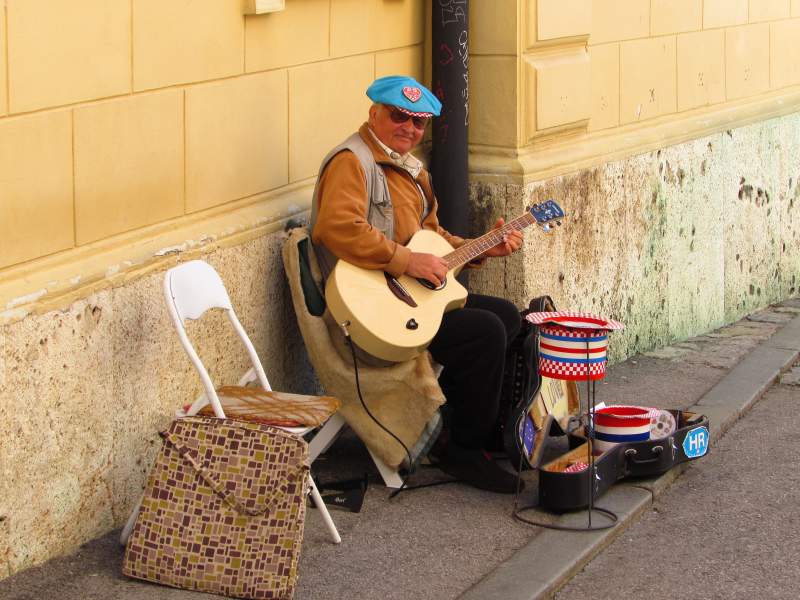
[368,104,428,155]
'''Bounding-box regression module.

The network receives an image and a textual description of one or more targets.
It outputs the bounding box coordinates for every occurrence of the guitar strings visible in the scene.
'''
[443,213,536,269]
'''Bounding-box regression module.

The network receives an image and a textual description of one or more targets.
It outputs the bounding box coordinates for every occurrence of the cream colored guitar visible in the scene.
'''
[325,200,565,362]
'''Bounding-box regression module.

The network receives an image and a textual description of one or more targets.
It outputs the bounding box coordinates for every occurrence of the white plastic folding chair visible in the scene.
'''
[120,259,342,546]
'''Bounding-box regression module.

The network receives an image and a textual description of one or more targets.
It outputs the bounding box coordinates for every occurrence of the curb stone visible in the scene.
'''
[459,313,800,600]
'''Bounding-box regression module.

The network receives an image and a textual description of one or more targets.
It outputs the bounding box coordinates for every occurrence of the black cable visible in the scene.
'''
[391,478,459,495]
[340,322,466,498]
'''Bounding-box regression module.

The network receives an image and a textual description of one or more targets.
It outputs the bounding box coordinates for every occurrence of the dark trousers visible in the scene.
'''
[427,294,521,449]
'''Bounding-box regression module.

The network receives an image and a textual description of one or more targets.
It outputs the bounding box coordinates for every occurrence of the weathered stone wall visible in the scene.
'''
[0,231,318,578]
[470,112,800,362]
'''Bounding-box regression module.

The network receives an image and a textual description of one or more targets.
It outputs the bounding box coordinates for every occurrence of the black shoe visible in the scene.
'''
[433,444,523,494]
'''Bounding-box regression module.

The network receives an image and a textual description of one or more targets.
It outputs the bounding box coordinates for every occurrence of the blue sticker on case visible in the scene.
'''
[682,426,709,458]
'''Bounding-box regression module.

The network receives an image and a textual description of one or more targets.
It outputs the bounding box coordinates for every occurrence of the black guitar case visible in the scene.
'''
[497,297,711,511]
[539,410,710,511]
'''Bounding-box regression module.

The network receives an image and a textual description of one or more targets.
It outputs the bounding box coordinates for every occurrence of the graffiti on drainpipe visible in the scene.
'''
[431,0,469,240]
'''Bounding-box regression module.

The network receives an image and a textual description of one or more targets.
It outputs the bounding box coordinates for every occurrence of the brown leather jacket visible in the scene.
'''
[311,123,466,278]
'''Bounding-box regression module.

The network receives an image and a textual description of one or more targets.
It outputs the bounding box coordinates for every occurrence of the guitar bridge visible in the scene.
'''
[384,273,418,308]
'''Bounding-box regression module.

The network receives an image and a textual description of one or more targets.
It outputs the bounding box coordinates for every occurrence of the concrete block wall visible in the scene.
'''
[468,0,800,147]
[595,0,793,130]
[579,0,800,133]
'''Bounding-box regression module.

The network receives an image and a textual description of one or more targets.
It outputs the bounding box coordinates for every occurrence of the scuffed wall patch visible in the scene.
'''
[0,230,318,577]
[470,112,800,362]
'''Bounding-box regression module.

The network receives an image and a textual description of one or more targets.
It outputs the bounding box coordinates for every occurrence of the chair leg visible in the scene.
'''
[119,494,143,547]
[308,413,346,462]
[310,414,405,489]
[366,447,405,489]
[308,475,341,544]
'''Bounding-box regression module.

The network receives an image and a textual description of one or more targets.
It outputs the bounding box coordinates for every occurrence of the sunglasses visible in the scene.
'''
[385,105,431,130]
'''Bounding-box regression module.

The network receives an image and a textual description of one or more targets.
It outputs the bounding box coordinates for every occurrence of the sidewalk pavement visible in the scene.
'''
[1,299,798,600]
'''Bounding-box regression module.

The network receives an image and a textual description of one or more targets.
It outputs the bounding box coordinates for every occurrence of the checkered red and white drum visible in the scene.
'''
[527,311,625,381]
[537,325,609,381]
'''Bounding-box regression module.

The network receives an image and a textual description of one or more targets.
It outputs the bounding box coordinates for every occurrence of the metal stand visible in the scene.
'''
[578,341,617,531]
[513,329,618,532]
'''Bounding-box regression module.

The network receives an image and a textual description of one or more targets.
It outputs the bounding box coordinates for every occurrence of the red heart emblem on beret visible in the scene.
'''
[402,86,422,102]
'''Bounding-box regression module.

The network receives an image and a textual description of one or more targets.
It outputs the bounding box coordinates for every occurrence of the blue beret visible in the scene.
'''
[366,75,442,117]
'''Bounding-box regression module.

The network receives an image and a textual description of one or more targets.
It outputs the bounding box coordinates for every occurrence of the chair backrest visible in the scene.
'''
[164,260,271,418]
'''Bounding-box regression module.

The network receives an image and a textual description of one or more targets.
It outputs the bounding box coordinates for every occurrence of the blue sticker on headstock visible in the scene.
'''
[682,426,709,458]
[529,199,565,225]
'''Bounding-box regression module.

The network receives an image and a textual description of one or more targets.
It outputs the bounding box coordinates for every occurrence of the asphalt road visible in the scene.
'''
[556,365,800,600]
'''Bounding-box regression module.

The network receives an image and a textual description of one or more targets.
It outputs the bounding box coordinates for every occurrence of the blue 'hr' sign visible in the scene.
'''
[683,426,709,458]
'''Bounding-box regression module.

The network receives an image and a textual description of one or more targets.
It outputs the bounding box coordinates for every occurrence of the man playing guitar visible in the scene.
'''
[310,75,524,493]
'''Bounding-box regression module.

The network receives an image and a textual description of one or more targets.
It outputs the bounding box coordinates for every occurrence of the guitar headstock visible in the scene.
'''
[528,199,565,232]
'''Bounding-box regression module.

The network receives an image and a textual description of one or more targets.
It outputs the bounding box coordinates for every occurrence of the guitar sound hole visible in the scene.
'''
[417,276,447,291]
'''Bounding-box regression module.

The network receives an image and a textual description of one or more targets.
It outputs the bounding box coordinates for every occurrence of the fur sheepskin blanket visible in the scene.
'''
[282,227,445,469]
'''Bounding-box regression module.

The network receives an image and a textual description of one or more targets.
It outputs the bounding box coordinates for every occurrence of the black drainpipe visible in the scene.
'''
[430,0,469,239]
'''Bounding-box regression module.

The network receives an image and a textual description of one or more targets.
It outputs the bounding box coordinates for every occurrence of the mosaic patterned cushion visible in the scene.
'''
[197,386,341,428]
[122,416,309,599]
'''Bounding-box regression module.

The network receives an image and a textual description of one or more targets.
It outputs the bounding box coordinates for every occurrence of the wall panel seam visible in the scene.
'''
[71,109,77,248]
[768,23,772,89]
[7,67,315,121]
[618,42,621,127]
[243,51,398,77]
[474,52,523,59]
[130,0,134,93]
[182,89,187,215]
[723,25,728,99]
[3,1,8,112]
[285,69,290,185]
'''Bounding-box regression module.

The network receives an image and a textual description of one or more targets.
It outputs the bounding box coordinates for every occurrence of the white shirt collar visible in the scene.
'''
[367,127,423,179]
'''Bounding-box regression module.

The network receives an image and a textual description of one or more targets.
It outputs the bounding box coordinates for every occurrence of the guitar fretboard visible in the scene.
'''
[443,212,537,269]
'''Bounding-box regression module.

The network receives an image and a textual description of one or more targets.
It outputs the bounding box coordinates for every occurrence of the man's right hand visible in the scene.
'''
[405,252,449,287]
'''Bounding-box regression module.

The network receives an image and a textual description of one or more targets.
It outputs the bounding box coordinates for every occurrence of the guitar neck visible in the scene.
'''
[443,212,537,270]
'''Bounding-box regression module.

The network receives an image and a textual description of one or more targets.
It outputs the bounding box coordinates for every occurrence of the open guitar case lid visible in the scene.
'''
[502,297,710,513]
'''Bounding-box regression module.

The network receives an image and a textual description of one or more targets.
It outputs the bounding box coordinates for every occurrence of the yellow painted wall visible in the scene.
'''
[469,0,800,163]
[2,0,799,313]
[0,0,425,316]
[520,0,800,139]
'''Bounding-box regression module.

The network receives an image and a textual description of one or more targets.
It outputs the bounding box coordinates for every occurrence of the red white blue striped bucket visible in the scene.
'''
[593,406,652,451]
[526,312,624,382]
[537,325,609,381]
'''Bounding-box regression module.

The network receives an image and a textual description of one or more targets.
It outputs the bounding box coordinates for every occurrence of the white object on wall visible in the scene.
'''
[244,0,285,14]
